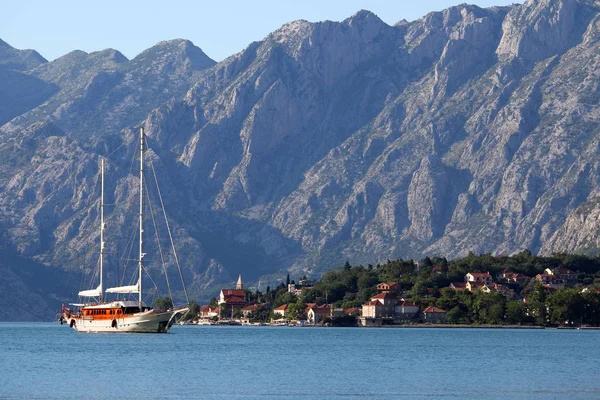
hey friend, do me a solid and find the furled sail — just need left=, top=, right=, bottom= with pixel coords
left=105, top=282, right=140, bottom=294
left=78, top=284, right=102, bottom=297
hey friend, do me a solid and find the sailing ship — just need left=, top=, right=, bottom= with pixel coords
left=61, top=127, right=189, bottom=333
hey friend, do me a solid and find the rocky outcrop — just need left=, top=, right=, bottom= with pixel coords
left=541, top=199, right=600, bottom=255
left=496, top=0, right=594, bottom=62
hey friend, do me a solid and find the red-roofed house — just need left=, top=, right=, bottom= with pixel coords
left=510, top=273, right=531, bottom=285
left=361, top=300, right=385, bottom=318
left=394, top=300, right=419, bottom=321
left=423, top=306, right=447, bottom=323
left=307, top=304, right=331, bottom=324
left=200, top=305, right=219, bottom=319
left=361, top=293, right=398, bottom=319
left=223, top=296, right=246, bottom=305
left=466, top=272, right=493, bottom=286
left=273, top=304, right=288, bottom=319
left=536, top=274, right=564, bottom=289
left=345, top=308, right=361, bottom=317
left=466, top=281, right=491, bottom=293
left=450, top=282, right=467, bottom=291
left=241, top=304, right=261, bottom=318
left=218, top=275, right=247, bottom=309
left=377, top=282, right=400, bottom=294
left=493, top=283, right=514, bottom=300
left=546, top=268, right=578, bottom=282
left=371, top=292, right=399, bottom=306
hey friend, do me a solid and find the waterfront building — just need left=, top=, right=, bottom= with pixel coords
left=306, top=304, right=331, bottom=324
left=200, top=306, right=219, bottom=319
left=423, top=306, right=447, bottom=323
left=241, top=304, right=264, bottom=318
left=218, top=274, right=247, bottom=309
left=273, top=304, right=288, bottom=319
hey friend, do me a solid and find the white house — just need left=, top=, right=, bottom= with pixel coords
left=273, top=304, right=288, bottom=319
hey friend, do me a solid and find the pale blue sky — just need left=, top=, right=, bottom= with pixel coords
left=2, top=0, right=522, bottom=62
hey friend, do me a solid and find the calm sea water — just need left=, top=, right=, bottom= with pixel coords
left=0, top=323, right=599, bottom=400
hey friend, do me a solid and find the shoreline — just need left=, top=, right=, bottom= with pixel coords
left=183, top=322, right=600, bottom=330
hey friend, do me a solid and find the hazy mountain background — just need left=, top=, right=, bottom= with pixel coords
left=2, top=0, right=600, bottom=320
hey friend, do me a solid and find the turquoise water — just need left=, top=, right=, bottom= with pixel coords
left=0, top=323, right=599, bottom=400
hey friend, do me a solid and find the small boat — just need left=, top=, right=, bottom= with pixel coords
left=62, top=127, right=189, bottom=333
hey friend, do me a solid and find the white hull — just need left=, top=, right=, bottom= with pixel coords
left=68, top=310, right=179, bottom=333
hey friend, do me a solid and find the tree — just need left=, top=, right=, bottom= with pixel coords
left=410, top=281, right=428, bottom=298
left=274, top=292, right=298, bottom=308
left=286, top=300, right=307, bottom=321
left=421, top=257, right=433, bottom=268
left=470, top=292, right=505, bottom=324
left=209, top=297, right=218, bottom=307
left=181, top=301, right=200, bottom=322
left=505, top=301, right=529, bottom=325
left=248, top=305, right=271, bottom=323
left=436, top=288, right=459, bottom=311
left=219, top=304, right=231, bottom=320
left=582, top=291, right=600, bottom=325
left=440, top=258, right=449, bottom=275
left=446, top=306, right=466, bottom=324
left=527, top=284, right=548, bottom=325
left=547, top=289, right=583, bottom=326
left=153, top=296, right=173, bottom=312
left=286, top=274, right=290, bottom=286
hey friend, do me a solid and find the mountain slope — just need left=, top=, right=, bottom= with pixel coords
left=0, top=40, right=56, bottom=126
left=1, top=0, right=600, bottom=319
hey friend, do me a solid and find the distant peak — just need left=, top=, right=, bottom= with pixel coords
left=91, top=48, right=128, bottom=63
left=133, top=38, right=215, bottom=70
left=156, top=38, right=193, bottom=47
left=349, top=9, right=378, bottom=20
left=344, top=9, right=385, bottom=26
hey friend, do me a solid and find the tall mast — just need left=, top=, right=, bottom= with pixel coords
left=139, top=127, right=144, bottom=309
left=100, top=158, right=105, bottom=302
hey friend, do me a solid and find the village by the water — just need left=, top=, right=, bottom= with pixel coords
left=188, top=253, right=600, bottom=328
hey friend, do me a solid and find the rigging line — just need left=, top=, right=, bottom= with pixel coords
left=142, top=265, right=159, bottom=296
left=119, top=224, right=138, bottom=285
left=144, top=178, right=175, bottom=305
left=145, top=136, right=190, bottom=305
left=127, top=136, right=137, bottom=180
left=104, top=142, right=126, bottom=160
left=81, top=255, right=100, bottom=297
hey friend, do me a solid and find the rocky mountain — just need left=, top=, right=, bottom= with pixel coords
left=0, top=40, right=55, bottom=126
left=2, top=0, right=600, bottom=319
